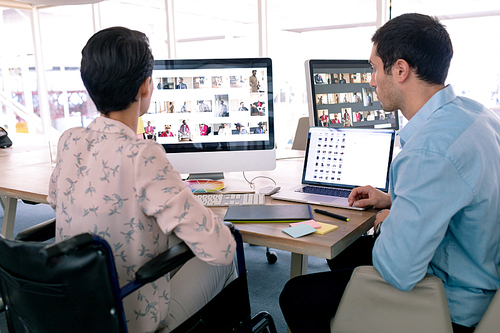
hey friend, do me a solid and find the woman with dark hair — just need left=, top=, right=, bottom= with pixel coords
left=48, top=27, right=236, bottom=333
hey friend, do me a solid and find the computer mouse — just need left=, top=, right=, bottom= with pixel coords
left=259, top=185, right=281, bottom=196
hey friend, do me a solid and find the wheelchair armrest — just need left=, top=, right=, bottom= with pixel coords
left=135, top=242, right=195, bottom=284
left=223, top=221, right=235, bottom=233
left=135, top=223, right=235, bottom=284
left=40, top=233, right=95, bottom=262
left=15, top=218, right=56, bottom=242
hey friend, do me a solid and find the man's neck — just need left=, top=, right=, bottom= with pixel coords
left=402, top=84, right=446, bottom=120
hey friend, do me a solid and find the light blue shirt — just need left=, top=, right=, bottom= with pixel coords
left=373, top=85, right=500, bottom=327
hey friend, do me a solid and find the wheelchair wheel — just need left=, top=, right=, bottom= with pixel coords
left=266, top=249, right=278, bottom=264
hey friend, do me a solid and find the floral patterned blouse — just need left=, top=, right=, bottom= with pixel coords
left=48, top=116, right=235, bottom=333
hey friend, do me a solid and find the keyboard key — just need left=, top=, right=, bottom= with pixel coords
left=194, top=193, right=265, bottom=206
left=299, top=186, right=351, bottom=198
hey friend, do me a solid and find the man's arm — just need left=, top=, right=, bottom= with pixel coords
left=373, top=149, right=473, bottom=291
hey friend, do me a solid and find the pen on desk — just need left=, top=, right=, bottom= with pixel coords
left=314, top=209, right=349, bottom=222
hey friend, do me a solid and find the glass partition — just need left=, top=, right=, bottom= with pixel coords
left=1, top=0, right=499, bottom=147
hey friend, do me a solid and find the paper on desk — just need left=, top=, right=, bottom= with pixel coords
left=282, top=224, right=317, bottom=238
left=314, top=222, right=338, bottom=235
left=289, top=219, right=321, bottom=229
left=289, top=220, right=338, bottom=235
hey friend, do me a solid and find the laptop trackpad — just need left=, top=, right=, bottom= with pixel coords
left=305, top=194, right=345, bottom=204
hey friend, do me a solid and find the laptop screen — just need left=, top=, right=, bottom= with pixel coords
left=302, top=127, right=395, bottom=192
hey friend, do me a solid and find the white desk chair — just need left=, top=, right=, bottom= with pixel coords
left=291, top=117, right=310, bottom=151
left=474, top=284, right=500, bottom=332
left=330, top=265, right=453, bottom=333
left=331, top=265, right=499, bottom=333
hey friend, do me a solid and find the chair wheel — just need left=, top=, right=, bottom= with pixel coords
left=266, top=251, right=278, bottom=264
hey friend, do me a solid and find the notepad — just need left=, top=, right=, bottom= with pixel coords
left=289, top=220, right=338, bottom=235
left=224, top=204, right=313, bottom=222
left=289, top=220, right=321, bottom=229
left=315, top=222, right=338, bottom=235
left=282, top=224, right=317, bottom=238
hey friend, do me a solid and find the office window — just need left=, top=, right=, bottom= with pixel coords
left=391, top=0, right=500, bottom=113
left=98, top=1, right=170, bottom=59
left=173, top=0, right=259, bottom=59
left=37, top=2, right=170, bottom=131
left=267, top=0, right=377, bottom=148
left=38, top=5, right=95, bottom=131
left=4, top=0, right=498, bottom=146
left=0, top=7, right=37, bottom=134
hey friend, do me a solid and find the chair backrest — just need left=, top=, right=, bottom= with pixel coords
left=291, top=117, right=310, bottom=151
left=0, top=233, right=127, bottom=333
left=474, top=288, right=500, bottom=332
left=330, top=266, right=453, bottom=333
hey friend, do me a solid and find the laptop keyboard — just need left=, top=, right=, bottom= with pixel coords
left=297, top=186, right=351, bottom=198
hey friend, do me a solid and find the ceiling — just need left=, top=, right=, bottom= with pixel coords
left=0, top=0, right=101, bottom=8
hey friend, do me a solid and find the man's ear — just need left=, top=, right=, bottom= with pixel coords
left=393, top=59, right=411, bottom=83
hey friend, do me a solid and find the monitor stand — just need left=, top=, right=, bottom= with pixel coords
left=187, top=172, right=224, bottom=180
left=185, top=173, right=255, bottom=193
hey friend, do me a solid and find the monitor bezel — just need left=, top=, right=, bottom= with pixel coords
left=152, top=57, right=275, bottom=154
left=305, top=59, right=399, bottom=130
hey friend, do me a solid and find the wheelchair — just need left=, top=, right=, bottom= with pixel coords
left=0, top=219, right=277, bottom=333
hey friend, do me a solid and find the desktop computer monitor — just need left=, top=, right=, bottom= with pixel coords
left=144, top=58, right=276, bottom=179
left=305, top=59, right=399, bottom=130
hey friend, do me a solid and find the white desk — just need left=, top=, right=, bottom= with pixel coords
left=0, top=147, right=376, bottom=278
left=0, top=146, right=52, bottom=238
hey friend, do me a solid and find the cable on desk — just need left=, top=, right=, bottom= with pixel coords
left=242, top=172, right=277, bottom=190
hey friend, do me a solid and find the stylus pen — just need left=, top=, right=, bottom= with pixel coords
left=314, top=209, right=349, bottom=222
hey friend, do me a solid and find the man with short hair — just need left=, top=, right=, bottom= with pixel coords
left=238, top=101, right=248, bottom=111
left=280, top=13, right=500, bottom=333
left=250, top=70, right=259, bottom=92
left=219, top=100, right=228, bottom=117
left=176, top=77, right=187, bottom=89
left=198, top=100, right=210, bottom=112
left=254, top=122, right=265, bottom=134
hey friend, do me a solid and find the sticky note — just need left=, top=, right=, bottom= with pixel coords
left=282, top=224, right=317, bottom=238
left=289, top=219, right=322, bottom=229
left=314, top=222, right=339, bottom=235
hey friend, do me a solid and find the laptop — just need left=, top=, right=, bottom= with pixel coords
left=271, top=127, right=395, bottom=210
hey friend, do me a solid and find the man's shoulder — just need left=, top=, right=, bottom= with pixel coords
left=407, top=100, right=500, bottom=157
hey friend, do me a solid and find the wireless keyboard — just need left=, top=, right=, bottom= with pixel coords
left=195, top=193, right=265, bottom=206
